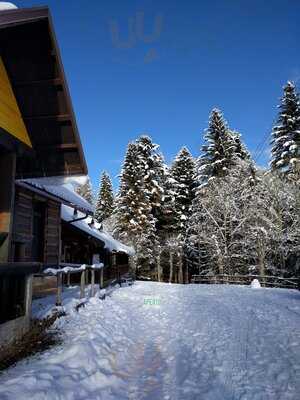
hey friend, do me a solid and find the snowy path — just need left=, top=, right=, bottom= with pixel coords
left=0, top=282, right=300, bottom=400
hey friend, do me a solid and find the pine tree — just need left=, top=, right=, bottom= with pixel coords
left=135, top=135, right=165, bottom=218
left=159, top=167, right=180, bottom=238
left=76, top=176, right=94, bottom=204
left=198, top=109, right=250, bottom=187
left=170, top=147, right=196, bottom=232
left=198, top=109, right=236, bottom=185
left=270, top=81, right=300, bottom=181
left=95, top=171, right=114, bottom=223
left=230, top=130, right=251, bottom=161
left=114, top=142, right=157, bottom=273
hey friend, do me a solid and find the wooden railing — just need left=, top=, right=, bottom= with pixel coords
left=191, top=274, right=299, bottom=289
left=34, top=263, right=133, bottom=306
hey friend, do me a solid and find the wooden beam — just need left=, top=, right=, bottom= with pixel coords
left=14, top=78, right=62, bottom=87
left=37, top=143, right=78, bottom=151
left=23, top=114, right=71, bottom=122
left=0, top=152, right=16, bottom=262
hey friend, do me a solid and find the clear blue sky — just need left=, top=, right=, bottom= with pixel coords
left=13, top=0, right=300, bottom=190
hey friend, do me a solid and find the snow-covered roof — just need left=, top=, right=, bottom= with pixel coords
left=62, top=205, right=135, bottom=256
left=0, top=2, right=17, bottom=11
left=16, top=176, right=94, bottom=214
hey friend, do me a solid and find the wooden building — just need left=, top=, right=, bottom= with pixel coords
left=60, top=205, right=133, bottom=284
left=0, top=5, right=134, bottom=350
left=0, top=6, right=89, bottom=348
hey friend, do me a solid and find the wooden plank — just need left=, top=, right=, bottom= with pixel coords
left=37, top=143, right=78, bottom=151
left=14, top=78, right=62, bottom=87
left=23, top=113, right=71, bottom=121
left=44, top=200, right=60, bottom=265
left=0, top=152, right=16, bottom=262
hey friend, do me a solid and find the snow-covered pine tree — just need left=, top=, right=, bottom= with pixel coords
left=135, top=135, right=165, bottom=219
left=76, top=176, right=94, bottom=204
left=134, top=135, right=172, bottom=277
left=270, top=81, right=300, bottom=181
left=95, top=171, right=114, bottom=223
left=114, top=142, right=157, bottom=273
left=230, top=130, right=251, bottom=161
left=198, top=108, right=236, bottom=185
left=170, top=147, right=196, bottom=232
left=160, top=147, right=196, bottom=283
left=198, top=109, right=251, bottom=187
left=159, top=166, right=180, bottom=237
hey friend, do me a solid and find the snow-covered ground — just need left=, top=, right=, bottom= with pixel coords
left=0, top=282, right=300, bottom=400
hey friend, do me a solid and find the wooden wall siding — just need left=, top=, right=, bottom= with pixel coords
left=13, top=188, right=33, bottom=261
left=15, top=84, right=68, bottom=118
left=12, top=187, right=61, bottom=264
left=24, top=120, right=75, bottom=147
left=0, top=57, right=31, bottom=148
left=44, top=201, right=60, bottom=264
left=0, top=152, right=16, bottom=262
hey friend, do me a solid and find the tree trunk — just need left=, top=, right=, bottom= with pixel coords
left=218, top=255, right=224, bottom=275
left=178, top=250, right=184, bottom=284
left=258, top=239, right=266, bottom=286
left=157, top=252, right=162, bottom=282
left=169, top=251, right=174, bottom=283
left=185, top=262, right=189, bottom=284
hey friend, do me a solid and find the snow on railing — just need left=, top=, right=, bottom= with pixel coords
left=44, top=263, right=104, bottom=276
left=38, top=263, right=133, bottom=307
left=41, top=263, right=106, bottom=306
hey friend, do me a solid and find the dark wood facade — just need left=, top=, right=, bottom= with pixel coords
left=0, top=6, right=87, bottom=178
left=12, top=186, right=61, bottom=265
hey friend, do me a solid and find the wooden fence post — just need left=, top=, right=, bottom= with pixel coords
left=100, top=268, right=104, bottom=289
left=90, top=269, right=95, bottom=297
left=56, top=272, right=62, bottom=306
left=80, top=270, right=85, bottom=299
left=66, top=271, right=71, bottom=287
left=112, top=252, right=118, bottom=282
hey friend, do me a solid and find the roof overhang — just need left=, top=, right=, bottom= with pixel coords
left=16, top=176, right=94, bottom=215
left=62, top=205, right=135, bottom=256
left=0, top=6, right=88, bottom=178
